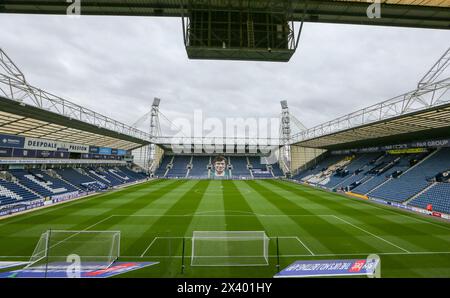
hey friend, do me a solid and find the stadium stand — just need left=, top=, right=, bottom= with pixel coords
left=352, top=154, right=421, bottom=195
left=292, top=148, right=450, bottom=215
left=271, top=163, right=284, bottom=177
left=56, top=168, right=107, bottom=191
left=247, top=156, right=271, bottom=178
left=319, top=153, right=380, bottom=189
left=166, top=156, right=191, bottom=178
left=408, top=183, right=450, bottom=214
left=229, top=156, right=251, bottom=178
left=9, top=169, right=78, bottom=198
left=368, top=148, right=449, bottom=202
left=189, top=156, right=210, bottom=178
left=0, top=165, right=148, bottom=207
left=293, top=154, right=344, bottom=182
left=0, top=179, right=40, bottom=205
left=154, top=155, right=172, bottom=177
left=119, top=167, right=148, bottom=180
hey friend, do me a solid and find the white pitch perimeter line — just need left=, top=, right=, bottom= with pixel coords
left=332, top=215, right=410, bottom=253
left=140, top=237, right=159, bottom=257
left=294, top=236, right=315, bottom=256
left=120, top=251, right=450, bottom=258
left=111, top=214, right=334, bottom=217
left=357, top=199, right=450, bottom=232
left=4, top=251, right=450, bottom=259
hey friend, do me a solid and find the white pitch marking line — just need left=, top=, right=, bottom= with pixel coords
left=5, top=251, right=450, bottom=259
left=111, top=214, right=334, bottom=217
left=332, top=215, right=410, bottom=253
left=294, top=236, right=315, bottom=256
left=120, top=251, right=450, bottom=258
left=140, top=237, right=159, bottom=257
left=45, top=215, right=115, bottom=252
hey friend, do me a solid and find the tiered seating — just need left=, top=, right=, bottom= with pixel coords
left=166, top=156, right=191, bottom=178
left=293, top=154, right=344, bottom=181
left=352, top=155, right=413, bottom=195
left=229, top=156, right=251, bottom=178
left=408, top=183, right=450, bottom=214
left=271, top=163, right=284, bottom=177
left=252, top=170, right=273, bottom=178
left=107, top=168, right=133, bottom=183
left=154, top=155, right=172, bottom=177
left=332, top=153, right=394, bottom=191
left=189, top=156, right=210, bottom=178
left=321, top=153, right=380, bottom=189
left=369, top=148, right=450, bottom=202
left=248, top=156, right=271, bottom=178
left=0, top=166, right=149, bottom=207
left=10, top=169, right=78, bottom=198
left=248, top=156, right=264, bottom=169
left=88, top=168, right=124, bottom=186
left=0, top=179, right=39, bottom=206
left=55, top=168, right=107, bottom=191
left=118, top=167, right=147, bottom=180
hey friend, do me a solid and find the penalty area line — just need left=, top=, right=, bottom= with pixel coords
left=140, top=237, right=159, bottom=257
left=332, top=215, right=410, bottom=253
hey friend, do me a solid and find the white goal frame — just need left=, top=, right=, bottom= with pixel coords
left=190, top=231, right=269, bottom=267
left=26, top=230, right=121, bottom=271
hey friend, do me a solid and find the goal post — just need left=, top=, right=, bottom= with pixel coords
left=191, top=231, right=269, bottom=266
left=26, top=230, right=121, bottom=271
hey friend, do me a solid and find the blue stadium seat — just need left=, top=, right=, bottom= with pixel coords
left=0, top=179, right=40, bottom=206
left=229, top=156, right=251, bottom=178
left=189, top=156, right=210, bottom=178
left=408, top=183, right=450, bottom=214
left=154, top=155, right=172, bottom=177
left=166, top=156, right=191, bottom=178
left=369, top=148, right=450, bottom=202
left=10, top=169, right=78, bottom=198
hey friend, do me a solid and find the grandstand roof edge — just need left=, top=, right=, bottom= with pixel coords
left=0, top=96, right=151, bottom=149
left=292, top=102, right=450, bottom=150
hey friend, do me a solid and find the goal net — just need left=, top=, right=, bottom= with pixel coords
left=26, top=230, right=120, bottom=271
left=191, top=231, right=269, bottom=266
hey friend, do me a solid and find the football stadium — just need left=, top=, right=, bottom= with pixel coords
left=0, top=0, right=449, bottom=282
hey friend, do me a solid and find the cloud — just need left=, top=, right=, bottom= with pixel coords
left=0, top=14, right=449, bottom=138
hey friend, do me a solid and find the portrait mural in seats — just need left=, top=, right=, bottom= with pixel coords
left=212, top=155, right=229, bottom=178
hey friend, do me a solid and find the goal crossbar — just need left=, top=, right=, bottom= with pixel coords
left=191, top=231, right=269, bottom=267
left=26, top=230, right=121, bottom=271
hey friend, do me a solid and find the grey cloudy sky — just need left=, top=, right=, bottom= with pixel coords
left=1, top=14, right=449, bottom=137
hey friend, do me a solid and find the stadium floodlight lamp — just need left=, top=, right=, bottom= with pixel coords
left=152, top=97, right=161, bottom=107
left=280, top=100, right=288, bottom=109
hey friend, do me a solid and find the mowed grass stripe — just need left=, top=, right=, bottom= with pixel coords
left=222, top=181, right=265, bottom=231
left=0, top=179, right=165, bottom=228
left=251, top=180, right=421, bottom=275
left=234, top=183, right=318, bottom=255
left=131, top=180, right=210, bottom=277
left=44, top=180, right=187, bottom=232
left=0, top=180, right=183, bottom=256
left=234, top=181, right=326, bottom=255
left=269, top=180, right=450, bottom=252
left=264, top=180, right=420, bottom=252
left=247, top=180, right=400, bottom=254
left=283, top=180, right=450, bottom=231
left=185, top=180, right=227, bottom=231
left=128, top=180, right=210, bottom=256
left=70, top=179, right=193, bottom=236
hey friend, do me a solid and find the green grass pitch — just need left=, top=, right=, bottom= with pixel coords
left=0, top=179, right=449, bottom=278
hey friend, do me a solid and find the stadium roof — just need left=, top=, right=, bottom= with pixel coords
left=0, top=95, right=150, bottom=150
left=291, top=78, right=450, bottom=150
left=0, top=48, right=151, bottom=151
left=1, top=0, right=449, bottom=30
